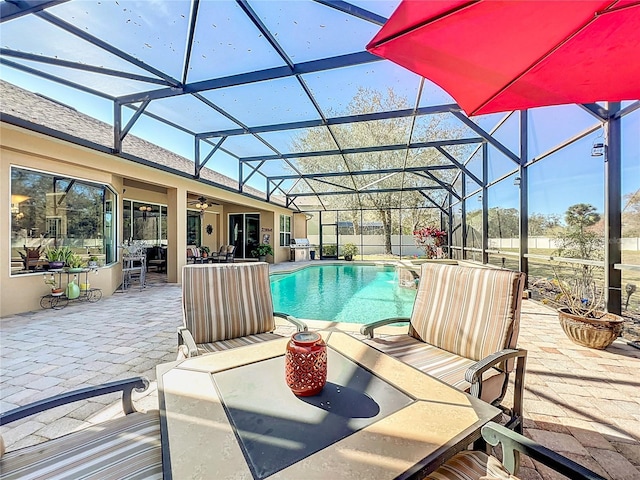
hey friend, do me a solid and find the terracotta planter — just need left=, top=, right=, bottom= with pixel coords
left=557, top=307, right=625, bottom=349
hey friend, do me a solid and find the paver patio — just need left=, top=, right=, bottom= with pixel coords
left=1, top=266, right=639, bottom=479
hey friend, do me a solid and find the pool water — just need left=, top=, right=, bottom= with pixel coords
left=270, top=264, right=416, bottom=324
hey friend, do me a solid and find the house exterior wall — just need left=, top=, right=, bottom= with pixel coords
left=1, top=123, right=298, bottom=317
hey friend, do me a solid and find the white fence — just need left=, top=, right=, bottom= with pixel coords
left=307, top=235, right=640, bottom=256
left=490, top=237, right=640, bottom=251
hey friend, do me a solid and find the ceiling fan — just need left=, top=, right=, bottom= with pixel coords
left=189, top=196, right=217, bottom=213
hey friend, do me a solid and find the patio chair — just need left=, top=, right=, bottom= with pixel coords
left=0, top=377, right=162, bottom=479
left=361, top=263, right=527, bottom=432
left=425, top=421, right=605, bottom=480
left=186, top=245, right=201, bottom=263
left=214, top=244, right=236, bottom=263
left=178, top=262, right=307, bottom=358
left=208, top=244, right=228, bottom=262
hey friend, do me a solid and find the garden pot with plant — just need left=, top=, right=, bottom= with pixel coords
left=550, top=203, right=625, bottom=349
left=66, top=253, right=86, bottom=272
left=44, top=246, right=73, bottom=270
left=252, top=244, right=273, bottom=262
left=342, top=243, right=358, bottom=261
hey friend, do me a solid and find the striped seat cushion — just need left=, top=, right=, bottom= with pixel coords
left=182, top=263, right=275, bottom=343
left=364, top=335, right=504, bottom=402
left=425, top=450, right=517, bottom=480
left=409, top=264, right=524, bottom=367
left=0, top=411, right=162, bottom=479
left=178, top=332, right=283, bottom=359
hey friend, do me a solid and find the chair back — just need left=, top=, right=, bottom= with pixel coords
left=409, top=263, right=525, bottom=370
left=182, top=262, right=275, bottom=343
left=186, top=245, right=200, bottom=258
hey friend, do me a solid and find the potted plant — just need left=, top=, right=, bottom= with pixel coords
left=342, top=243, right=358, bottom=261
left=43, top=274, right=63, bottom=296
left=88, top=255, right=99, bottom=267
left=554, top=266, right=625, bottom=349
left=252, top=243, right=273, bottom=262
left=44, top=246, right=72, bottom=269
left=551, top=203, right=625, bottom=349
left=66, top=254, right=85, bottom=272
left=200, top=246, right=210, bottom=258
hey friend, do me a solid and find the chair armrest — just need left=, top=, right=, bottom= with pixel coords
left=360, top=317, right=410, bottom=338
left=274, top=312, right=308, bottom=332
left=482, top=422, right=605, bottom=480
left=466, top=349, right=527, bottom=432
left=177, top=326, right=199, bottom=357
left=465, top=348, right=527, bottom=385
left=0, top=377, right=149, bottom=426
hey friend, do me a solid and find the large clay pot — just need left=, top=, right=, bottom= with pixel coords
left=558, top=307, right=625, bottom=349
left=285, top=332, right=327, bottom=396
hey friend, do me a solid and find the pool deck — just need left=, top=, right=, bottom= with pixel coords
left=1, top=262, right=639, bottom=479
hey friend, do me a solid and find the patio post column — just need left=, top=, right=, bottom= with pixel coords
left=482, top=143, right=488, bottom=264
left=167, top=187, right=187, bottom=283
left=461, top=173, right=467, bottom=260
left=605, top=102, right=622, bottom=314
left=519, top=110, right=529, bottom=283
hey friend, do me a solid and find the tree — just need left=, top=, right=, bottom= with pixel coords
left=622, top=189, right=640, bottom=236
left=556, top=203, right=604, bottom=261
left=487, top=207, right=519, bottom=239
left=528, top=212, right=561, bottom=236
left=290, top=87, right=466, bottom=254
left=565, top=203, right=600, bottom=233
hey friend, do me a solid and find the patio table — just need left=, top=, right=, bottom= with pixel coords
left=156, top=331, right=500, bottom=479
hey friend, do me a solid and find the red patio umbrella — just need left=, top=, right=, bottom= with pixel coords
left=367, top=0, right=640, bottom=116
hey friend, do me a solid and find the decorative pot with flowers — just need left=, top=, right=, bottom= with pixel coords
left=413, top=227, right=447, bottom=259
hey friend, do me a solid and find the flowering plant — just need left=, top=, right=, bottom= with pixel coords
left=413, top=227, right=447, bottom=259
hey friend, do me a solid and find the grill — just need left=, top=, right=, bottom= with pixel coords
left=289, top=238, right=312, bottom=261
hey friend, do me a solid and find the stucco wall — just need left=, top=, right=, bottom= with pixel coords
left=1, top=123, right=298, bottom=317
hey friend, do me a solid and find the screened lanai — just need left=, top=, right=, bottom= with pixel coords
left=1, top=0, right=639, bottom=321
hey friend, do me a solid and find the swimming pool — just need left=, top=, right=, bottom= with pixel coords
left=270, top=264, right=416, bottom=324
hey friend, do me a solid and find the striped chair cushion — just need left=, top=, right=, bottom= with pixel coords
left=187, top=246, right=201, bottom=258
left=425, top=450, right=517, bottom=480
left=178, top=332, right=283, bottom=359
left=363, top=335, right=503, bottom=401
left=409, top=264, right=524, bottom=364
left=0, top=411, right=162, bottom=479
left=182, top=263, right=275, bottom=343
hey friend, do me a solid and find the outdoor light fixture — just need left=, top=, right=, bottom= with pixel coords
left=139, top=205, right=152, bottom=220
left=591, top=140, right=606, bottom=157
left=513, top=176, right=521, bottom=186
left=195, top=196, right=209, bottom=213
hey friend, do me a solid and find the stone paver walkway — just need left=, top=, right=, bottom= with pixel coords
left=1, top=270, right=639, bottom=479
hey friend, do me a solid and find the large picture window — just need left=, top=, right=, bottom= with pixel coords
left=10, top=166, right=116, bottom=274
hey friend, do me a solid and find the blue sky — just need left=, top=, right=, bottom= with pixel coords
left=1, top=0, right=638, bottom=217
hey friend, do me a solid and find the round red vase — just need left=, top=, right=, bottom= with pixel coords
left=285, top=332, right=327, bottom=396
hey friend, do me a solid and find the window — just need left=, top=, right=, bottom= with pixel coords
left=123, top=200, right=167, bottom=245
left=10, top=166, right=117, bottom=274
left=280, top=215, right=291, bottom=246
